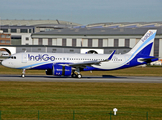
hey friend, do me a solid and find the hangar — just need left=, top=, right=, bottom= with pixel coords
left=31, top=27, right=162, bottom=58
left=0, top=20, right=162, bottom=59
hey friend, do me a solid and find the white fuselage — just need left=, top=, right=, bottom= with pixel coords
left=2, top=52, right=128, bottom=70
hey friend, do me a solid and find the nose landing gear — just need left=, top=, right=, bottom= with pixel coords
left=21, top=69, right=26, bottom=78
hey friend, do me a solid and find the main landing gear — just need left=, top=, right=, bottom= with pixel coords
left=21, top=69, right=26, bottom=78
left=71, top=73, right=82, bottom=78
left=71, top=68, right=82, bottom=78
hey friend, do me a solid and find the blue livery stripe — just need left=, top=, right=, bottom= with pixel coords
left=17, top=61, right=52, bottom=69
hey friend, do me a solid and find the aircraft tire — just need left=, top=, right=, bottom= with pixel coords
left=77, top=74, right=82, bottom=79
left=71, top=74, right=77, bottom=78
left=21, top=74, right=25, bottom=78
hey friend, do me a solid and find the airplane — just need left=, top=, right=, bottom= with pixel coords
left=2, top=30, right=158, bottom=78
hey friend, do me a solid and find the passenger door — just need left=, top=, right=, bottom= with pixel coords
left=22, top=53, right=27, bottom=63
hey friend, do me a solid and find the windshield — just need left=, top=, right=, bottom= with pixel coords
left=8, top=56, right=16, bottom=59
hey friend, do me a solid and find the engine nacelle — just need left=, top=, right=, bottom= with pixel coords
left=46, top=65, right=72, bottom=76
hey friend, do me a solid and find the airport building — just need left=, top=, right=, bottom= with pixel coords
left=0, top=19, right=80, bottom=45
left=31, top=27, right=162, bottom=57
left=0, top=32, right=11, bottom=45
left=0, top=20, right=162, bottom=59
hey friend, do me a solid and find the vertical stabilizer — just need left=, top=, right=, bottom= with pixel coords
left=127, top=30, right=157, bottom=56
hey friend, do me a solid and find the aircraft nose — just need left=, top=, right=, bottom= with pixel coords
left=2, top=60, right=10, bottom=67
left=2, top=59, right=14, bottom=68
left=1, top=60, right=6, bottom=66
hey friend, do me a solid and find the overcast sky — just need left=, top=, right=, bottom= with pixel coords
left=0, top=0, right=162, bottom=25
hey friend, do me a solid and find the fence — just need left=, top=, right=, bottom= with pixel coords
left=0, top=110, right=162, bottom=120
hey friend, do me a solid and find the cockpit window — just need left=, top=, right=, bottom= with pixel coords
left=8, top=56, right=16, bottom=59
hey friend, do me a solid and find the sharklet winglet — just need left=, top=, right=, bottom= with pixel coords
left=108, top=50, right=116, bottom=61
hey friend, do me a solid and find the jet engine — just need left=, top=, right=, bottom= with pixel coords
left=46, top=65, right=72, bottom=76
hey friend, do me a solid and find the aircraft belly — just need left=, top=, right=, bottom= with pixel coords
left=92, top=62, right=122, bottom=70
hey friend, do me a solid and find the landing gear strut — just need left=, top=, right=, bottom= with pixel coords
left=21, top=69, right=26, bottom=78
left=71, top=68, right=82, bottom=78
left=71, top=70, right=77, bottom=78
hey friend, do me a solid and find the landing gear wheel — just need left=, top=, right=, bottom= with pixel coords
left=71, top=74, right=77, bottom=78
left=21, top=69, right=26, bottom=78
left=21, top=74, right=25, bottom=78
left=77, top=74, right=82, bottom=79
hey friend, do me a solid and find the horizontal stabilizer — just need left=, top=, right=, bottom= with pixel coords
left=141, top=57, right=159, bottom=63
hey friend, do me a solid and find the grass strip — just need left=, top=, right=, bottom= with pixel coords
left=0, top=82, right=162, bottom=119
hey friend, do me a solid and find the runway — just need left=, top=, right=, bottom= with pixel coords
left=0, top=74, right=162, bottom=83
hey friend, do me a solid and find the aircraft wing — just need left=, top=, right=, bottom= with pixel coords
left=68, top=50, right=116, bottom=68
